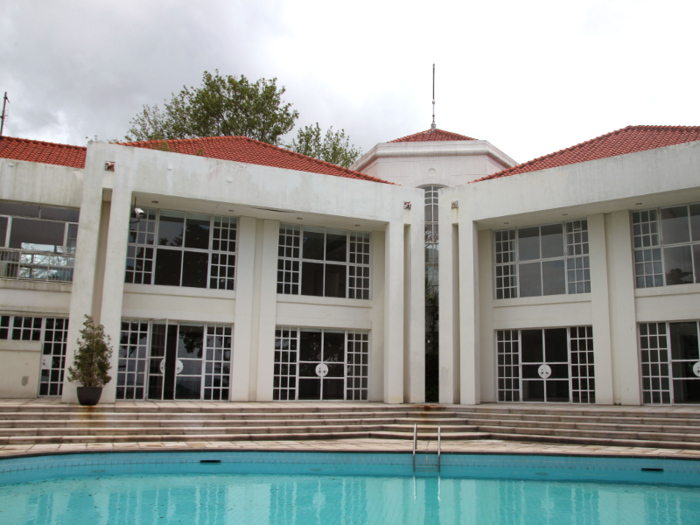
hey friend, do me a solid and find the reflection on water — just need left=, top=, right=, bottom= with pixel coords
left=1, top=473, right=700, bottom=525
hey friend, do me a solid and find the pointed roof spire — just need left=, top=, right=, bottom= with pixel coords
left=431, top=64, right=436, bottom=129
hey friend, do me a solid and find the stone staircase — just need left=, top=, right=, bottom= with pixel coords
left=1, top=401, right=699, bottom=450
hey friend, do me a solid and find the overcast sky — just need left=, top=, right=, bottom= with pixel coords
left=1, top=0, right=699, bottom=164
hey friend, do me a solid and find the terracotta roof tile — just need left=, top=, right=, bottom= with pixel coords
left=0, top=136, right=86, bottom=168
left=390, top=128, right=477, bottom=143
left=475, top=125, right=700, bottom=182
left=121, top=136, right=392, bottom=184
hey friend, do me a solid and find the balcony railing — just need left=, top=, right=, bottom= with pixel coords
left=0, top=247, right=75, bottom=283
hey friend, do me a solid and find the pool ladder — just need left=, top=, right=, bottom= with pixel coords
left=412, top=424, right=441, bottom=473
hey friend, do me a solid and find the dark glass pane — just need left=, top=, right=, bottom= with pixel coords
left=663, top=246, right=693, bottom=285
left=542, top=260, right=565, bottom=296
left=519, top=262, right=542, bottom=297
left=41, top=207, right=79, bottom=222
left=541, top=224, right=564, bottom=258
left=546, top=380, right=570, bottom=402
left=158, top=211, right=184, bottom=246
left=184, top=214, right=210, bottom=249
left=0, top=217, right=7, bottom=246
left=660, top=206, right=690, bottom=244
left=175, top=377, right=201, bottom=399
left=299, top=363, right=317, bottom=377
left=545, top=328, right=569, bottom=362
left=177, top=324, right=204, bottom=358
left=147, top=375, right=162, bottom=400
left=690, top=204, right=700, bottom=241
left=522, top=380, right=545, bottom=402
left=672, top=380, right=700, bottom=403
left=669, top=322, right=699, bottom=360
left=0, top=202, right=40, bottom=218
left=695, top=245, right=700, bottom=284
left=521, top=330, right=543, bottom=362
left=154, top=249, right=181, bottom=286
left=323, top=379, right=344, bottom=400
left=326, top=230, right=347, bottom=262
left=298, top=378, right=321, bottom=399
left=9, top=218, right=64, bottom=251
left=324, top=331, right=345, bottom=362
left=301, top=262, right=324, bottom=296
left=300, top=330, right=322, bottom=361
left=326, top=364, right=344, bottom=378
left=325, top=264, right=346, bottom=298
left=182, top=251, right=208, bottom=288
left=522, top=365, right=541, bottom=379
left=303, top=227, right=325, bottom=260
left=518, top=227, right=540, bottom=261
left=180, top=360, right=202, bottom=375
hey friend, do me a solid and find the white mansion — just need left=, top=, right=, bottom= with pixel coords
left=0, top=125, right=699, bottom=406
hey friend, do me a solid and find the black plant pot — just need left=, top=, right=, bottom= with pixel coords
left=77, top=387, right=103, bottom=406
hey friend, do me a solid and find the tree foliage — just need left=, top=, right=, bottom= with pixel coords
left=67, top=316, right=113, bottom=388
left=287, top=123, right=362, bottom=168
left=125, top=71, right=299, bottom=145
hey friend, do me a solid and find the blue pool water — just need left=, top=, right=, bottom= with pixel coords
left=1, top=451, right=699, bottom=524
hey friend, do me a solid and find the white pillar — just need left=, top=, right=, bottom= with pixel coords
left=608, top=210, right=641, bottom=404
left=369, top=230, right=385, bottom=402
left=405, top=210, right=425, bottom=403
left=477, top=230, right=496, bottom=402
left=438, top=201, right=458, bottom=404
left=62, top=150, right=105, bottom=403
left=459, top=217, right=480, bottom=405
left=587, top=213, right=614, bottom=404
left=96, top=180, right=133, bottom=403
left=254, top=219, right=280, bottom=401
left=383, top=220, right=404, bottom=403
left=230, top=216, right=257, bottom=401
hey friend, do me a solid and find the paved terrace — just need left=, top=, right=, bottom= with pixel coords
left=1, top=399, right=699, bottom=460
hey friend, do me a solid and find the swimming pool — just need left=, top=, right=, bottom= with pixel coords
left=1, top=451, right=699, bottom=524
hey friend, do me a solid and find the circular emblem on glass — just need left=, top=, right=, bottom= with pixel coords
left=538, top=364, right=552, bottom=379
left=315, top=363, right=329, bottom=378
left=159, top=359, right=166, bottom=374
left=175, top=359, right=184, bottom=375
left=693, top=362, right=700, bottom=378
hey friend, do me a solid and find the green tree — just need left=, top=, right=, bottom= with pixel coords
left=67, top=316, right=113, bottom=388
left=125, top=71, right=299, bottom=145
left=287, top=123, right=362, bottom=168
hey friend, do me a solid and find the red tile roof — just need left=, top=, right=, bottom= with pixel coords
left=475, top=125, right=700, bottom=182
left=121, top=136, right=392, bottom=184
left=390, top=128, right=477, bottom=143
left=0, top=136, right=86, bottom=168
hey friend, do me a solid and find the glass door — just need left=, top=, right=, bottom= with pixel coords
left=521, top=328, right=570, bottom=402
left=175, top=323, right=205, bottom=400
left=298, top=329, right=345, bottom=400
left=147, top=320, right=167, bottom=400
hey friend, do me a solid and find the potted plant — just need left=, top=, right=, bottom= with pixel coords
left=67, top=315, right=113, bottom=406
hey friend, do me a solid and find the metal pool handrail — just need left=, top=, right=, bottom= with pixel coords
left=437, top=425, right=441, bottom=473
left=412, top=424, right=417, bottom=472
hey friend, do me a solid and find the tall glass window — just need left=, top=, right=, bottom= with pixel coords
left=125, top=209, right=237, bottom=290
left=633, top=203, right=700, bottom=288
left=277, top=225, right=370, bottom=299
left=495, top=220, right=590, bottom=299
left=0, top=201, right=78, bottom=282
left=422, top=185, right=443, bottom=294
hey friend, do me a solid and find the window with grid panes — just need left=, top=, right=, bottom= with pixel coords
left=125, top=209, right=237, bottom=290
left=494, top=220, right=590, bottom=299
left=346, top=332, right=369, bottom=400
left=273, top=328, right=298, bottom=400
left=277, top=224, right=370, bottom=299
left=204, top=324, right=232, bottom=400
left=40, top=318, right=69, bottom=396
left=117, top=321, right=149, bottom=400
left=421, top=185, right=444, bottom=294
left=632, top=204, right=700, bottom=288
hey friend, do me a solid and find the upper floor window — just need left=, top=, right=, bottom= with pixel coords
left=633, top=204, right=700, bottom=288
left=125, top=209, right=237, bottom=290
left=0, top=201, right=79, bottom=282
left=277, top=224, right=370, bottom=299
left=494, top=220, right=590, bottom=299
left=421, top=185, right=444, bottom=295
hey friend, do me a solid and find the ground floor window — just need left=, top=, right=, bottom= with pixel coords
left=117, top=320, right=233, bottom=401
left=639, top=321, right=700, bottom=404
left=0, top=314, right=69, bottom=396
left=273, top=327, right=369, bottom=401
left=497, top=327, right=595, bottom=403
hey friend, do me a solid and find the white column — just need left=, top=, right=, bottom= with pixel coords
left=438, top=201, right=458, bottom=404
left=254, top=219, right=280, bottom=401
left=369, top=230, right=385, bottom=402
left=608, top=210, right=641, bottom=404
left=96, top=180, right=133, bottom=403
left=458, top=217, right=480, bottom=405
left=477, top=230, right=496, bottom=402
left=230, top=216, right=257, bottom=401
left=587, top=213, right=614, bottom=404
left=61, top=152, right=105, bottom=403
left=383, top=220, right=404, bottom=403
left=405, top=211, right=425, bottom=403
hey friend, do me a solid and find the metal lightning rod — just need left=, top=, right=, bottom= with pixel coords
left=431, top=65, right=436, bottom=129
left=0, top=93, right=8, bottom=138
